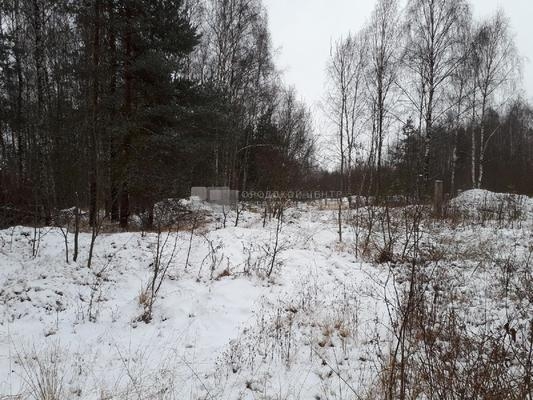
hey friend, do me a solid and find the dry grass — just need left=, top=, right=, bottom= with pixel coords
left=15, top=345, right=65, bottom=400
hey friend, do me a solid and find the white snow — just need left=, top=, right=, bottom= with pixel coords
left=1, top=194, right=531, bottom=398
left=449, top=188, right=533, bottom=218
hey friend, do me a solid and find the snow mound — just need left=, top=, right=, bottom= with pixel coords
left=449, top=189, right=533, bottom=218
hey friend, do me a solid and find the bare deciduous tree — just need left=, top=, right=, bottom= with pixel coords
left=449, top=13, right=474, bottom=195
left=471, top=11, right=519, bottom=188
left=325, top=33, right=365, bottom=195
left=325, top=32, right=366, bottom=241
left=365, top=0, right=401, bottom=196
left=404, top=0, right=470, bottom=189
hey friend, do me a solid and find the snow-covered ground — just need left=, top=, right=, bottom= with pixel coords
left=449, top=188, right=533, bottom=220
left=1, top=191, right=532, bottom=399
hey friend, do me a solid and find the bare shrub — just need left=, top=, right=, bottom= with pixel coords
left=138, top=205, right=181, bottom=323
left=15, top=344, right=65, bottom=400
left=352, top=202, right=427, bottom=265
left=198, top=233, right=224, bottom=280
left=266, top=200, right=285, bottom=278
left=375, top=244, right=533, bottom=400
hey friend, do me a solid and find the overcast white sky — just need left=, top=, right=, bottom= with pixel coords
left=264, top=0, right=533, bottom=115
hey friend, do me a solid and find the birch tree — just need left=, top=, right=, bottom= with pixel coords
left=405, top=0, right=469, bottom=188
left=325, top=33, right=365, bottom=196
left=365, top=0, right=401, bottom=196
left=449, top=12, right=473, bottom=195
left=471, top=11, right=518, bottom=188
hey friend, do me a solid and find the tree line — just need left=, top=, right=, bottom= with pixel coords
left=324, top=0, right=532, bottom=199
left=0, top=0, right=315, bottom=228
left=1, top=0, right=531, bottom=230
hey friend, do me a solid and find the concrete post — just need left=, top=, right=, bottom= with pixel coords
left=434, top=180, right=444, bottom=217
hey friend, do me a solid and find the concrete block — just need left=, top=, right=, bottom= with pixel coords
left=191, top=186, right=207, bottom=201
left=208, top=187, right=230, bottom=205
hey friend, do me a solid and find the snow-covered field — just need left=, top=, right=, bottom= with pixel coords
left=1, top=191, right=532, bottom=399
